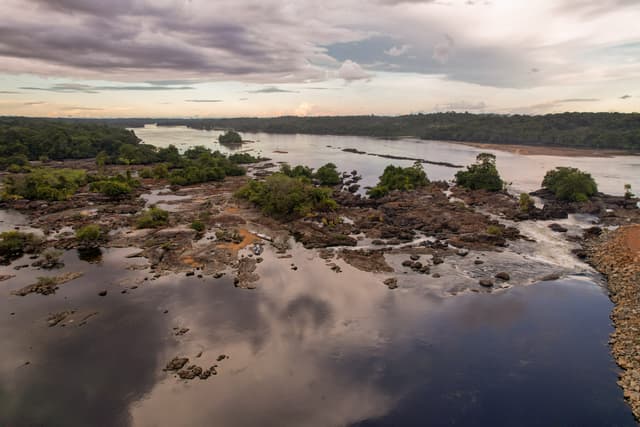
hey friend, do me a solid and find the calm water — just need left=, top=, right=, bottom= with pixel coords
left=134, top=125, right=640, bottom=196
left=1, top=128, right=638, bottom=426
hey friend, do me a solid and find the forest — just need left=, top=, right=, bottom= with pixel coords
left=75, top=112, right=640, bottom=151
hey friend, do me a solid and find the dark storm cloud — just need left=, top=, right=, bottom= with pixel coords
left=20, top=83, right=194, bottom=93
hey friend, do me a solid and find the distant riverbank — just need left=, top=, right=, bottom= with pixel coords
left=452, top=141, right=637, bottom=158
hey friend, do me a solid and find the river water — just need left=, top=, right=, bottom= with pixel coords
left=0, top=127, right=638, bottom=426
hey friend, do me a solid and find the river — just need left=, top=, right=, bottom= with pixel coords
left=0, top=127, right=638, bottom=426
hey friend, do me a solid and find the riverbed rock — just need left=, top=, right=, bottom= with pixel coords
left=383, top=278, right=398, bottom=289
left=495, top=272, right=510, bottom=281
left=164, top=357, right=189, bottom=371
left=479, top=279, right=494, bottom=287
left=548, top=223, right=568, bottom=233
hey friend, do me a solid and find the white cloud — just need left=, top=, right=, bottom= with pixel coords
left=337, top=60, right=372, bottom=82
left=384, top=44, right=411, bottom=56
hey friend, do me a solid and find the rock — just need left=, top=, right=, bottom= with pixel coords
left=572, top=248, right=588, bottom=259
left=456, top=248, right=469, bottom=257
left=432, top=273, right=441, bottom=278
left=541, top=273, right=561, bottom=281
left=474, top=260, right=484, bottom=265
left=383, top=278, right=398, bottom=289
left=432, top=256, right=444, bottom=265
left=98, top=290, right=107, bottom=296
left=217, top=354, right=227, bottom=361
left=164, top=357, right=189, bottom=371
left=173, top=327, right=189, bottom=336
left=410, top=255, right=420, bottom=261
left=479, top=279, right=494, bottom=287
left=549, top=223, right=568, bottom=233
left=495, top=272, right=510, bottom=281
left=178, top=365, right=203, bottom=380
left=186, top=271, right=195, bottom=276
left=402, top=260, right=414, bottom=267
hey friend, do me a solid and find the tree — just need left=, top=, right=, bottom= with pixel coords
left=542, top=167, right=598, bottom=202
left=624, top=183, right=634, bottom=199
left=367, top=162, right=429, bottom=198
left=315, top=163, right=341, bottom=186
left=455, top=153, right=504, bottom=191
left=218, top=130, right=242, bottom=145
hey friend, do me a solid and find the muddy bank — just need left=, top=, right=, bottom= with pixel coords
left=587, top=225, right=640, bottom=420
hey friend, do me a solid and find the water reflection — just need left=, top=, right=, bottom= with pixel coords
left=133, top=126, right=639, bottom=196
left=0, top=244, right=634, bottom=426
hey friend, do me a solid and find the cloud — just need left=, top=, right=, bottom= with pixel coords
left=432, top=34, right=455, bottom=64
left=20, top=83, right=194, bottom=93
left=620, top=94, right=632, bottom=99
left=61, top=106, right=104, bottom=110
left=385, top=44, right=411, bottom=56
left=294, top=102, right=314, bottom=116
left=23, top=101, right=45, bottom=105
left=0, top=90, right=21, bottom=94
left=555, top=98, right=599, bottom=103
left=248, top=86, right=298, bottom=93
left=337, top=60, right=372, bottom=82
left=185, top=99, right=223, bottom=103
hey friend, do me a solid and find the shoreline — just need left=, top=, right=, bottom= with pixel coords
left=450, top=141, right=637, bottom=158
left=587, top=225, right=640, bottom=420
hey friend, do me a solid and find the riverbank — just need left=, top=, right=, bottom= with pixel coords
left=453, top=141, right=635, bottom=157
left=588, top=225, right=640, bottom=420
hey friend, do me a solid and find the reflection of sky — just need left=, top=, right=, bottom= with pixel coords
left=135, top=126, right=640, bottom=196
left=0, top=241, right=635, bottom=426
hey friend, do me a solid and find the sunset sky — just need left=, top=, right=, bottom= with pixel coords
left=0, top=0, right=638, bottom=117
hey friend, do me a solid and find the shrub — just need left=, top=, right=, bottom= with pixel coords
left=152, top=163, right=169, bottom=178
left=486, top=225, right=503, bottom=236
left=139, top=167, right=154, bottom=179
left=218, top=130, right=242, bottom=145
left=136, top=207, right=169, bottom=228
left=281, top=164, right=314, bottom=179
left=367, top=162, right=429, bottom=198
left=542, top=167, right=598, bottom=202
left=455, top=153, right=504, bottom=191
left=228, top=153, right=260, bottom=164
left=0, top=231, right=42, bottom=260
left=191, top=220, right=205, bottom=232
left=76, top=224, right=103, bottom=247
left=624, top=184, right=634, bottom=200
left=90, top=180, right=132, bottom=198
left=3, top=168, right=86, bottom=201
left=315, top=163, right=341, bottom=186
left=519, top=193, right=534, bottom=212
left=236, top=173, right=337, bottom=219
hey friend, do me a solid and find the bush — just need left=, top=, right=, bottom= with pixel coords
left=228, top=153, right=260, bottom=164
left=455, top=153, right=504, bottom=191
left=136, top=207, right=169, bottom=228
left=315, top=163, right=341, bottom=186
left=519, top=193, right=534, bottom=212
left=75, top=224, right=103, bottom=247
left=168, top=148, right=246, bottom=186
left=486, top=225, right=503, bottom=236
left=0, top=231, right=42, bottom=260
left=624, top=184, right=634, bottom=200
left=191, top=220, right=205, bottom=232
left=367, top=162, right=429, bottom=198
left=2, top=168, right=86, bottom=201
left=218, top=130, right=242, bottom=145
left=236, top=173, right=337, bottom=219
left=281, top=164, right=314, bottom=179
left=90, top=180, right=132, bottom=198
left=152, top=163, right=169, bottom=178
left=542, top=167, right=598, bottom=202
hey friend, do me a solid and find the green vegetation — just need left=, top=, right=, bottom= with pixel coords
left=90, top=179, right=133, bottom=198
left=228, top=153, right=261, bottom=164
left=519, top=193, right=535, bottom=212
left=315, top=163, right=341, bottom=186
left=2, top=168, right=86, bottom=201
left=218, top=130, right=242, bottom=145
left=236, top=173, right=337, bottom=219
left=139, top=163, right=169, bottom=179
left=168, top=146, right=245, bottom=186
left=367, top=162, right=429, bottom=198
left=281, top=164, right=314, bottom=179
left=191, top=220, right=205, bottom=232
left=75, top=224, right=103, bottom=247
left=0, top=231, right=42, bottom=260
left=136, top=207, right=170, bottom=229
left=0, top=117, right=153, bottom=168
left=625, top=184, right=634, bottom=200
left=486, top=225, right=503, bottom=236
left=455, top=153, right=504, bottom=191
left=542, top=167, right=598, bottom=202
left=95, top=113, right=640, bottom=151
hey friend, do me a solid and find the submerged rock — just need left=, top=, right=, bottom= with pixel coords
left=383, top=278, right=398, bottom=289
left=164, top=357, right=189, bottom=371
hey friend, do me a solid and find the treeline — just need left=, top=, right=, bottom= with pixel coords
left=73, top=112, right=640, bottom=151
left=0, top=117, right=146, bottom=166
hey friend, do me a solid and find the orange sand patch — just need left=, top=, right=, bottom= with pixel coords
left=217, top=228, right=260, bottom=253
left=180, top=255, right=204, bottom=268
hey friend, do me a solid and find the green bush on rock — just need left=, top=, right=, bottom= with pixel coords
left=542, top=167, right=598, bottom=202
left=0, top=231, right=42, bottom=260
left=455, top=153, right=504, bottom=191
left=75, top=225, right=103, bottom=247
left=367, top=162, right=428, bottom=198
left=236, top=173, right=337, bottom=219
left=136, top=207, right=170, bottom=229
left=2, top=168, right=86, bottom=201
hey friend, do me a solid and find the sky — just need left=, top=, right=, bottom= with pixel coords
left=0, top=0, right=639, bottom=118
